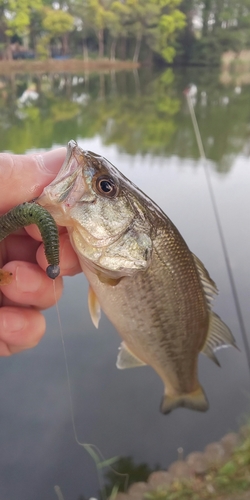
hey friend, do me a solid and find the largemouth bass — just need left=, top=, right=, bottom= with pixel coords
left=38, top=140, right=236, bottom=414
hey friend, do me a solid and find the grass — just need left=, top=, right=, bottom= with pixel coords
left=144, top=427, right=250, bottom=500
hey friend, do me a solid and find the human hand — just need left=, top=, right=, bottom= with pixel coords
left=0, top=149, right=81, bottom=356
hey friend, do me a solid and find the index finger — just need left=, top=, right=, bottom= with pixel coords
left=0, top=148, right=66, bottom=212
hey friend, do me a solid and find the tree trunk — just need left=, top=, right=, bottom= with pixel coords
left=4, top=38, right=13, bottom=60
left=83, top=40, right=89, bottom=62
left=29, top=25, right=36, bottom=51
left=202, top=0, right=212, bottom=36
left=120, top=37, right=126, bottom=60
left=110, top=38, right=117, bottom=61
left=98, top=28, right=104, bottom=58
left=62, top=33, right=69, bottom=55
left=133, top=34, right=142, bottom=63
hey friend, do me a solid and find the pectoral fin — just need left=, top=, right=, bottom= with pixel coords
left=88, top=286, right=101, bottom=328
left=97, top=271, right=121, bottom=286
left=116, top=342, right=146, bottom=369
left=202, top=312, right=237, bottom=365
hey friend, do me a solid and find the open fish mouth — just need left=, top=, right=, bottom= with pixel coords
left=53, top=140, right=84, bottom=183
left=38, top=141, right=90, bottom=210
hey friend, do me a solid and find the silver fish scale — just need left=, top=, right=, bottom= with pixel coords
left=88, top=220, right=209, bottom=395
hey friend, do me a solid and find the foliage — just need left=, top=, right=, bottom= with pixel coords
left=36, top=7, right=74, bottom=57
left=1, top=66, right=250, bottom=168
left=0, top=0, right=43, bottom=59
left=127, top=0, right=186, bottom=62
left=146, top=428, right=250, bottom=500
left=178, top=0, right=250, bottom=65
left=81, top=0, right=115, bottom=57
left=101, top=456, right=157, bottom=496
left=42, top=8, right=74, bottom=36
left=0, top=0, right=42, bottom=38
left=0, top=0, right=186, bottom=63
left=1, top=1, right=250, bottom=64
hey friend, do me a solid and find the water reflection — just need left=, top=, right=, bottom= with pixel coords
left=1, top=68, right=250, bottom=168
left=0, top=69, right=250, bottom=500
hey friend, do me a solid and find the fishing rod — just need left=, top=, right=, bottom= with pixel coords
left=185, top=86, right=250, bottom=373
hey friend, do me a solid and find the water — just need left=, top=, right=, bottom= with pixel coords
left=0, top=67, right=249, bottom=499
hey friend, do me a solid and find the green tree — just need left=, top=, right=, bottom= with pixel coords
left=37, top=7, right=74, bottom=58
left=153, top=2, right=186, bottom=63
left=68, top=0, right=92, bottom=61
left=107, top=1, right=131, bottom=61
left=124, top=0, right=186, bottom=63
left=174, top=0, right=250, bottom=65
left=83, top=0, right=116, bottom=58
left=201, top=0, right=250, bottom=55
left=71, top=0, right=125, bottom=61
left=174, top=0, right=198, bottom=63
left=0, top=0, right=42, bottom=59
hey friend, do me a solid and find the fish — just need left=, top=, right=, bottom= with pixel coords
left=38, top=140, right=237, bottom=414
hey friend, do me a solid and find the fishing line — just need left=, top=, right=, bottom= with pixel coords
left=54, top=485, right=65, bottom=500
left=52, top=280, right=128, bottom=498
left=52, top=281, right=106, bottom=497
left=185, top=90, right=250, bottom=373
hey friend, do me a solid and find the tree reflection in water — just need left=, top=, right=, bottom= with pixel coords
left=0, top=67, right=249, bottom=172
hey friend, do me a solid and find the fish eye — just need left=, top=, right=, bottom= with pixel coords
left=95, top=176, right=118, bottom=197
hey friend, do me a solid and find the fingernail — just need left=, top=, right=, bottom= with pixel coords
left=2, top=311, right=26, bottom=332
left=16, top=265, right=42, bottom=292
left=35, top=148, right=66, bottom=175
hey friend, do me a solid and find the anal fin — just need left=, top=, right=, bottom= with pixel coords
left=116, top=342, right=146, bottom=369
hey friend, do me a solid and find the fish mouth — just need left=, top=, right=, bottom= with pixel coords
left=38, top=140, right=91, bottom=210
left=56, top=140, right=84, bottom=181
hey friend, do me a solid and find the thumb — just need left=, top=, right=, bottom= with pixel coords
left=0, top=147, right=66, bottom=211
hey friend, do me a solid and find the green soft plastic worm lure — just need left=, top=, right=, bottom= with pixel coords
left=0, top=202, right=60, bottom=279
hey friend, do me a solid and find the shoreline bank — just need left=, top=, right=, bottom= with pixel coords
left=0, top=58, right=140, bottom=75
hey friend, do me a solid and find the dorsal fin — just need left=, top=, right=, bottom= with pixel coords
left=116, top=342, right=146, bottom=369
left=192, top=253, right=218, bottom=308
left=202, top=312, right=237, bottom=365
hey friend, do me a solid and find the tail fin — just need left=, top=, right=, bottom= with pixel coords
left=161, top=386, right=209, bottom=415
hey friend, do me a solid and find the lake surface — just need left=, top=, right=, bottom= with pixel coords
left=0, top=67, right=249, bottom=500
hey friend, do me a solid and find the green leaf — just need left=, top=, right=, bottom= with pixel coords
left=97, top=456, right=119, bottom=469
